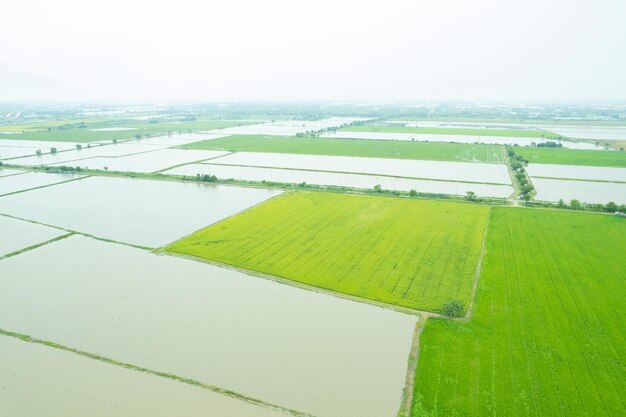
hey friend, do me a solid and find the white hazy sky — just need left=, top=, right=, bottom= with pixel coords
left=1, top=0, right=625, bottom=102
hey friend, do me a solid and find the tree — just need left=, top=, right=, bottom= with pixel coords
left=465, top=191, right=477, bottom=201
left=520, top=184, right=534, bottom=194
left=112, top=139, right=118, bottom=144
left=570, top=199, right=581, bottom=210
left=373, top=184, right=382, bottom=192
left=520, top=193, right=532, bottom=203
left=442, top=300, right=464, bottom=317
left=75, top=144, right=82, bottom=150
left=409, top=189, right=418, bottom=197
left=50, top=147, right=57, bottom=154
left=605, top=202, right=618, bottom=212
left=35, top=149, right=42, bottom=156
left=557, top=199, right=565, bottom=208
left=135, top=134, right=141, bottom=140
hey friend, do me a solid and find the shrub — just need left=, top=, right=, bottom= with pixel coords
left=442, top=300, right=464, bottom=317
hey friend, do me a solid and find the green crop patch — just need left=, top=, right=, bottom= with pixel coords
left=166, top=191, right=490, bottom=312
left=342, top=125, right=561, bottom=139
left=412, top=207, right=626, bottom=416
left=516, top=147, right=626, bottom=168
left=182, top=134, right=505, bottom=163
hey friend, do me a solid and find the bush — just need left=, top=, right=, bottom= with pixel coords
left=409, top=189, right=418, bottom=197
left=442, top=300, right=464, bottom=317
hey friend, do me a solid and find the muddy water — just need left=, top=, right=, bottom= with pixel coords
left=527, top=163, right=626, bottom=182
left=0, top=335, right=288, bottom=417
left=0, top=176, right=282, bottom=247
left=0, top=235, right=418, bottom=417
left=532, top=177, right=626, bottom=204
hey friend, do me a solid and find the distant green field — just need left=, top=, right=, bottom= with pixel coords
left=516, top=147, right=626, bottom=167
left=167, top=191, right=490, bottom=312
left=412, top=208, right=626, bottom=416
left=0, top=120, right=249, bottom=143
left=343, top=125, right=562, bottom=139
left=183, top=134, right=505, bottom=163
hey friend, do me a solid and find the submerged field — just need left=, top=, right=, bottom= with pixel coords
left=167, top=191, right=490, bottom=312
left=342, top=125, right=562, bottom=139
left=516, top=147, right=626, bottom=167
left=183, top=134, right=505, bottom=163
left=412, top=208, right=626, bottom=416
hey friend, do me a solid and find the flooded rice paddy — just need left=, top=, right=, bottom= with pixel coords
left=212, top=117, right=366, bottom=136
left=206, top=152, right=512, bottom=184
left=0, top=336, right=288, bottom=417
left=532, top=177, right=626, bottom=204
left=8, top=143, right=166, bottom=166
left=0, top=215, right=65, bottom=257
left=527, top=163, right=626, bottom=182
left=49, top=148, right=229, bottom=173
left=321, top=131, right=602, bottom=150
left=166, top=163, right=514, bottom=198
left=546, top=126, right=626, bottom=141
left=0, top=172, right=81, bottom=196
left=122, top=133, right=231, bottom=147
left=0, top=235, right=417, bottom=417
left=0, top=176, right=281, bottom=247
left=0, top=168, right=26, bottom=177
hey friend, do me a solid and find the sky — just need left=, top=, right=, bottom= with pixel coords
left=1, top=0, right=625, bottom=103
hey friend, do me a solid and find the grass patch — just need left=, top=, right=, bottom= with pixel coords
left=515, top=147, right=626, bottom=168
left=343, top=125, right=562, bottom=139
left=182, top=134, right=505, bottom=163
left=166, top=191, right=489, bottom=312
left=412, top=207, right=626, bottom=416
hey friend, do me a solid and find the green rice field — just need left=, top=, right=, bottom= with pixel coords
left=166, top=191, right=490, bottom=312
left=412, top=207, right=626, bottom=416
left=343, top=125, right=562, bottom=139
left=515, top=147, right=626, bottom=167
left=182, top=134, right=505, bottom=163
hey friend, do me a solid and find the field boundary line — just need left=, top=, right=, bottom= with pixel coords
left=397, top=315, right=434, bottom=417
left=160, top=190, right=290, bottom=249
left=530, top=175, right=626, bottom=184
left=161, top=250, right=435, bottom=318
left=0, top=233, right=74, bottom=261
left=462, top=207, right=491, bottom=321
left=0, top=329, right=317, bottom=417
